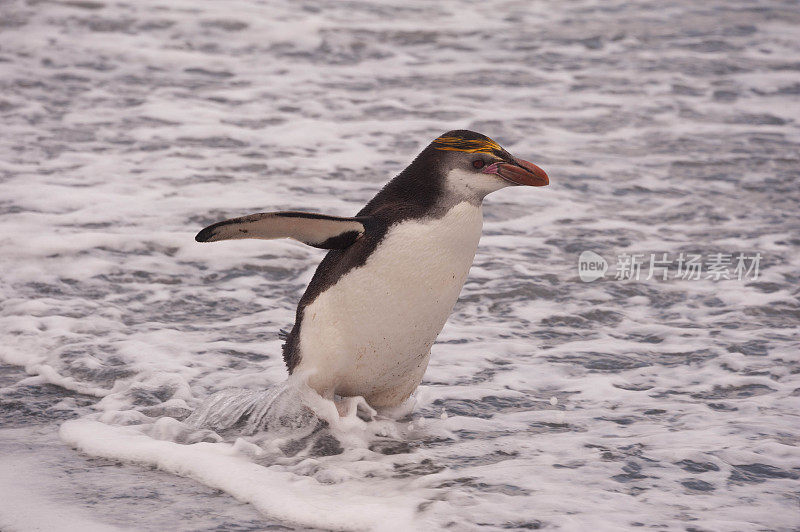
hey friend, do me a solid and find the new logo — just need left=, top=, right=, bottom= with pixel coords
left=578, top=251, right=608, bottom=282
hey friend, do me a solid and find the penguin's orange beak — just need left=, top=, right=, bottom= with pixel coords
left=490, top=158, right=549, bottom=187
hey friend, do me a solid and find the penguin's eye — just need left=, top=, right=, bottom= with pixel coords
left=472, top=159, right=485, bottom=169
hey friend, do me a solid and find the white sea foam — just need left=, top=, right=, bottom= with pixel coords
left=59, top=418, right=420, bottom=531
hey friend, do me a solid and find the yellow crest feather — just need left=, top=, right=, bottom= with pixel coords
left=432, top=135, right=503, bottom=153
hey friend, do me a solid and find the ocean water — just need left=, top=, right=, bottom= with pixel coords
left=1, top=0, right=799, bottom=530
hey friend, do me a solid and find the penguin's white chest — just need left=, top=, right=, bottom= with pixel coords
left=296, top=201, right=483, bottom=407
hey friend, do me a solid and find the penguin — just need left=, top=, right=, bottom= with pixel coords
left=196, top=130, right=549, bottom=408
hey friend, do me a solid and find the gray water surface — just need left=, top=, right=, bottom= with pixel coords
left=1, top=0, right=799, bottom=530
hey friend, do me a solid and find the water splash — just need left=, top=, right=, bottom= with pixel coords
left=186, top=381, right=317, bottom=436
left=183, top=376, right=405, bottom=457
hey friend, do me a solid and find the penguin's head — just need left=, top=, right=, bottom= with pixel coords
left=427, top=130, right=549, bottom=201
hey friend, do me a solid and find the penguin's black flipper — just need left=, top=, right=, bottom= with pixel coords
left=195, top=211, right=367, bottom=249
